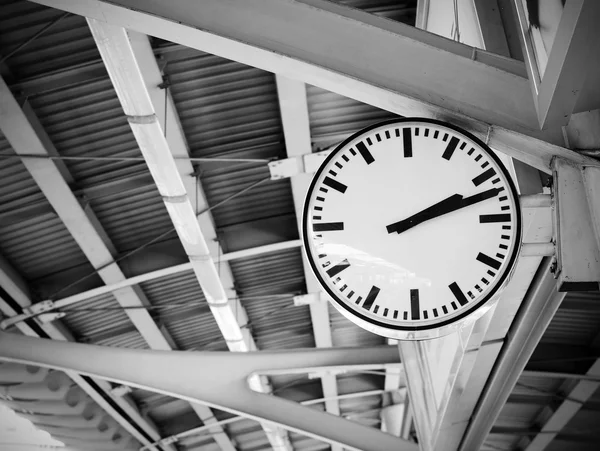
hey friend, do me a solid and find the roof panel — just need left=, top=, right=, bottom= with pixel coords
left=139, top=270, right=227, bottom=351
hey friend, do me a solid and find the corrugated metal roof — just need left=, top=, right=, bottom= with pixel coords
left=307, top=85, right=399, bottom=149
left=0, top=209, right=91, bottom=282
left=541, top=300, right=600, bottom=347
left=202, top=164, right=295, bottom=229
left=139, top=270, right=227, bottom=351
left=28, top=76, right=146, bottom=187
left=229, top=248, right=313, bottom=350
left=0, top=2, right=97, bottom=80
left=60, top=292, right=148, bottom=348
left=329, top=303, right=386, bottom=348
left=334, top=0, right=417, bottom=22
left=159, top=44, right=284, bottom=159
left=0, top=135, right=46, bottom=211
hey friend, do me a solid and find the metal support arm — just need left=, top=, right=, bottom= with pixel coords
left=0, top=332, right=418, bottom=451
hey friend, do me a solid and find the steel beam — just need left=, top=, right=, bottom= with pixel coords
left=535, top=0, right=600, bottom=128
left=0, top=332, right=418, bottom=451
left=31, top=0, right=600, bottom=174
left=458, top=258, right=566, bottom=451
left=275, top=75, right=342, bottom=451
left=0, top=73, right=231, bottom=451
left=0, top=255, right=170, bottom=451
left=89, top=22, right=291, bottom=450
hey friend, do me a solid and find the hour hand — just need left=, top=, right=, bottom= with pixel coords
left=386, top=194, right=462, bottom=234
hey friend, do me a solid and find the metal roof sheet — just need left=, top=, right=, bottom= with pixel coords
left=139, top=270, right=227, bottom=351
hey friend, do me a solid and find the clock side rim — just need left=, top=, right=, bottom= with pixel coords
left=301, top=117, right=523, bottom=335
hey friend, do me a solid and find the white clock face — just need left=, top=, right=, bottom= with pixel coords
left=302, top=119, right=521, bottom=339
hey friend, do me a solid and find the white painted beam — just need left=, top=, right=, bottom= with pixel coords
left=0, top=74, right=232, bottom=451
left=535, top=0, right=600, bottom=128
left=0, top=255, right=170, bottom=451
left=32, top=0, right=600, bottom=166
left=89, top=22, right=291, bottom=451
left=275, top=75, right=342, bottom=450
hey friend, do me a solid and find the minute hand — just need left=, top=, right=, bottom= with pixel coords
left=386, top=188, right=500, bottom=234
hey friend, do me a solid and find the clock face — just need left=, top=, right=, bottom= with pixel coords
left=302, top=119, right=521, bottom=339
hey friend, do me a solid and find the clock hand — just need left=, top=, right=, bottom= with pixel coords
left=386, top=188, right=501, bottom=234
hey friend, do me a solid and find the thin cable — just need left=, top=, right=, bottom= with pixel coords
left=453, top=0, right=461, bottom=42
left=515, top=381, right=585, bottom=405
left=0, top=12, right=70, bottom=65
left=0, top=153, right=270, bottom=163
left=47, top=177, right=271, bottom=300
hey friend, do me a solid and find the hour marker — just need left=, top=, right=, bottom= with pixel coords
left=451, top=302, right=458, bottom=310
left=403, top=128, right=412, bottom=157
left=403, top=311, right=408, bottom=320
left=442, top=305, right=448, bottom=314
left=468, top=147, right=475, bottom=155
left=376, top=133, right=382, bottom=142
left=348, top=290, right=354, bottom=298
left=492, top=178, right=501, bottom=184
left=475, top=285, right=482, bottom=292
left=362, top=285, right=381, bottom=311
left=328, top=170, right=337, bottom=176
left=318, top=254, right=327, bottom=259
left=449, top=282, right=468, bottom=306
left=383, top=308, right=389, bottom=317
left=335, top=162, right=343, bottom=169
left=415, top=128, right=420, bottom=136
left=499, top=244, right=508, bottom=250
left=499, top=196, right=507, bottom=201
left=496, top=253, right=505, bottom=259
left=350, top=148, right=356, bottom=156
left=340, top=284, right=347, bottom=292
left=373, top=305, right=380, bottom=314
left=468, top=291, right=474, bottom=299
left=342, top=155, right=349, bottom=162
left=395, top=128, right=400, bottom=137
left=481, top=161, right=489, bottom=168
left=355, top=296, right=362, bottom=305
left=477, top=252, right=501, bottom=270
left=443, top=133, right=449, bottom=141
left=487, top=270, right=496, bottom=277
left=314, top=206, right=322, bottom=211
left=366, top=137, right=373, bottom=146
left=475, top=154, right=482, bottom=162
left=424, top=128, right=430, bottom=137
left=326, top=259, right=350, bottom=278
left=479, top=213, right=511, bottom=223
left=323, top=176, right=347, bottom=193
left=410, top=289, right=420, bottom=320
left=316, top=196, right=325, bottom=202
left=313, top=215, right=321, bottom=220
left=442, top=136, right=460, bottom=160
left=482, top=278, right=489, bottom=285
left=501, top=235, right=510, bottom=240
left=472, top=168, right=496, bottom=186
left=502, top=225, right=511, bottom=230
left=385, top=130, right=390, bottom=139
left=319, top=188, right=328, bottom=193
left=501, top=205, right=510, bottom=211
left=423, top=311, right=428, bottom=319
left=434, top=130, right=439, bottom=139
left=313, top=222, right=344, bottom=232
left=433, top=308, right=438, bottom=317
left=393, top=310, right=398, bottom=319
left=356, top=141, right=375, bottom=165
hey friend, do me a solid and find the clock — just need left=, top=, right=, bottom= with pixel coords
left=302, top=118, right=521, bottom=340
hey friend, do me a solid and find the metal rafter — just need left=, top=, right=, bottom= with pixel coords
left=0, top=73, right=232, bottom=451
left=0, top=255, right=171, bottom=451
left=274, top=75, right=343, bottom=451
left=87, top=21, right=292, bottom=451
left=31, top=0, right=600, bottom=174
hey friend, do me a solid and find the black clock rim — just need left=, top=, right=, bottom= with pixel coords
left=301, top=117, right=523, bottom=333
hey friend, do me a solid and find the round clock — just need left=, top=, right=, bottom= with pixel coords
left=302, top=118, right=522, bottom=340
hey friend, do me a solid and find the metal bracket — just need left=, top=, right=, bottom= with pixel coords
left=552, top=158, right=600, bottom=291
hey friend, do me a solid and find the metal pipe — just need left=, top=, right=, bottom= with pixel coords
left=520, top=194, right=552, bottom=208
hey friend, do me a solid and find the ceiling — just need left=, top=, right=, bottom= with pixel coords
left=0, top=1, right=599, bottom=451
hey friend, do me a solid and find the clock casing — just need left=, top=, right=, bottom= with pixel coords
left=302, top=118, right=522, bottom=340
